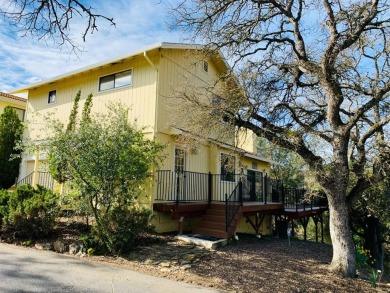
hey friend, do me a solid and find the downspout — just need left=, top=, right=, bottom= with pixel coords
left=143, top=51, right=158, bottom=133
left=144, top=51, right=159, bottom=209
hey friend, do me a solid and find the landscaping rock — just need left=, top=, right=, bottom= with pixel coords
left=53, top=241, right=65, bottom=253
left=35, top=243, right=52, bottom=250
left=69, top=243, right=79, bottom=255
left=180, top=264, right=192, bottom=270
left=159, top=261, right=171, bottom=267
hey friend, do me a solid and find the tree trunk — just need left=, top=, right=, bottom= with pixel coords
left=328, top=196, right=356, bottom=277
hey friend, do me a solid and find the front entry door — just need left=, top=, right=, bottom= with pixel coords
left=174, top=147, right=187, bottom=201
left=246, top=170, right=263, bottom=201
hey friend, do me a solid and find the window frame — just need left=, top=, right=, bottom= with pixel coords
left=48, top=90, right=56, bottom=104
left=220, top=153, right=236, bottom=182
left=203, top=60, right=209, bottom=73
left=98, top=69, right=133, bottom=92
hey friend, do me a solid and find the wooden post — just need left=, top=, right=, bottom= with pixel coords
left=239, top=179, right=243, bottom=205
left=300, top=216, right=309, bottom=241
left=32, top=146, right=40, bottom=188
left=291, top=219, right=295, bottom=237
left=178, top=216, right=184, bottom=235
left=208, top=172, right=212, bottom=204
left=313, top=215, right=319, bottom=243
left=320, top=213, right=324, bottom=243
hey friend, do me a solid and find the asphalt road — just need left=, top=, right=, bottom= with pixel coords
left=0, top=243, right=221, bottom=293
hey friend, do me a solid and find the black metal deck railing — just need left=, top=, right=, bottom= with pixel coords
left=156, top=170, right=271, bottom=203
left=225, top=180, right=243, bottom=232
left=155, top=170, right=328, bottom=211
left=283, top=187, right=328, bottom=211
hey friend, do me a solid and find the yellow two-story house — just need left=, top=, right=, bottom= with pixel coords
left=12, top=43, right=284, bottom=239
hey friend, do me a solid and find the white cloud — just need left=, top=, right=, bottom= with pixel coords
left=0, top=0, right=184, bottom=92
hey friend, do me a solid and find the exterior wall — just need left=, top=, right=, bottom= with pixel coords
left=152, top=211, right=201, bottom=233
left=239, top=156, right=271, bottom=175
left=25, top=52, right=159, bottom=141
left=236, top=129, right=257, bottom=154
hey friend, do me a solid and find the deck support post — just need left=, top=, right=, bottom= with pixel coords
left=312, top=215, right=320, bottom=242
left=299, top=216, right=309, bottom=241
left=291, top=219, right=295, bottom=237
left=178, top=216, right=184, bottom=235
left=208, top=172, right=212, bottom=205
left=320, top=213, right=324, bottom=243
left=245, top=213, right=265, bottom=235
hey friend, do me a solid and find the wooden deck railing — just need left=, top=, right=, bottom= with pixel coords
left=16, top=171, right=55, bottom=190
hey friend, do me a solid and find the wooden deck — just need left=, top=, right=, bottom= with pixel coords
left=153, top=200, right=328, bottom=240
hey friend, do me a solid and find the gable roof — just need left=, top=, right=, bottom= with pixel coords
left=11, top=42, right=229, bottom=94
left=0, top=92, right=27, bottom=103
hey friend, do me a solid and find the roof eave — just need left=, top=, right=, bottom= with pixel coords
left=11, top=42, right=218, bottom=93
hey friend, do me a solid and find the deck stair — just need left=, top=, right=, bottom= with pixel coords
left=192, top=203, right=242, bottom=239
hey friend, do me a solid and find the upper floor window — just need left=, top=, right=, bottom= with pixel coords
left=221, top=153, right=235, bottom=182
left=203, top=60, right=209, bottom=72
left=99, top=69, right=132, bottom=92
left=48, top=90, right=56, bottom=104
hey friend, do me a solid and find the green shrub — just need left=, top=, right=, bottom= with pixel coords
left=5, top=184, right=59, bottom=239
left=82, top=206, right=153, bottom=255
left=0, top=189, right=10, bottom=224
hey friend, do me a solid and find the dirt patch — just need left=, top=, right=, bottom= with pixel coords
left=84, top=235, right=389, bottom=292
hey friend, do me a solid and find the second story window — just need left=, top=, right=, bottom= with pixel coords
left=48, top=90, right=56, bottom=104
left=203, top=60, right=209, bottom=72
left=221, top=153, right=235, bottom=182
left=99, top=69, right=132, bottom=91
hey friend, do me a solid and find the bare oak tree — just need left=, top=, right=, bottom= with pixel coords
left=0, top=0, right=115, bottom=49
left=172, top=0, right=390, bottom=277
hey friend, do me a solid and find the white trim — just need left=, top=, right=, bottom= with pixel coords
left=11, top=42, right=223, bottom=93
left=173, top=144, right=189, bottom=172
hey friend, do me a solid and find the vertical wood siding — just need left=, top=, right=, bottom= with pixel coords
left=26, top=54, right=158, bottom=140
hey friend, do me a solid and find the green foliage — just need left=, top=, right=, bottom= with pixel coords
left=369, top=269, right=381, bottom=288
left=66, top=90, right=81, bottom=132
left=4, top=184, right=59, bottom=239
left=355, top=245, right=371, bottom=268
left=22, top=240, right=34, bottom=246
left=257, top=138, right=305, bottom=188
left=46, top=93, right=165, bottom=254
left=0, top=106, right=24, bottom=189
left=98, top=206, right=153, bottom=255
left=350, top=180, right=390, bottom=271
left=0, top=189, right=11, bottom=224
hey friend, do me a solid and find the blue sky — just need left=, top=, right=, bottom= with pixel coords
left=0, top=0, right=183, bottom=93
